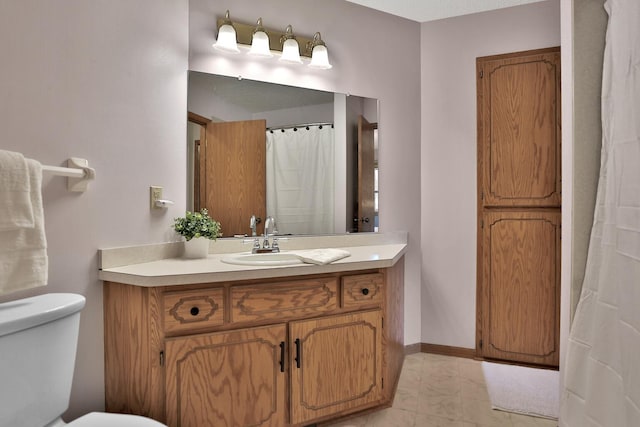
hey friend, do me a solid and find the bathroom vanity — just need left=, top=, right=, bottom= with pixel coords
left=98, top=235, right=406, bottom=427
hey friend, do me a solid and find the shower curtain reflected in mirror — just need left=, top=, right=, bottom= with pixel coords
left=266, top=125, right=335, bottom=235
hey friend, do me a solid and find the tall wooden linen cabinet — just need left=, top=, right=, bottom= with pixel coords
left=476, top=47, right=561, bottom=367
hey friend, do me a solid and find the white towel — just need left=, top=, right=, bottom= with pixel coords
left=291, top=248, right=350, bottom=265
left=0, top=158, right=48, bottom=295
left=0, top=150, right=34, bottom=230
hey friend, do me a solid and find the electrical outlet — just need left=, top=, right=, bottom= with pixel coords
left=150, top=186, right=163, bottom=209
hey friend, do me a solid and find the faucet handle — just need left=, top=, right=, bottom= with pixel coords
left=242, top=237, right=260, bottom=245
left=249, top=215, right=262, bottom=237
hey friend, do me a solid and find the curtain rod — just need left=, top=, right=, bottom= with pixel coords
left=267, top=122, right=334, bottom=132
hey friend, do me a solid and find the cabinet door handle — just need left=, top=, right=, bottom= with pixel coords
left=294, top=338, right=301, bottom=369
left=279, top=341, right=285, bottom=373
left=361, top=288, right=369, bottom=296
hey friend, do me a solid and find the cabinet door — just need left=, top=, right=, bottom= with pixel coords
left=204, top=119, right=267, bottom=236
left=289, top=310, right=383, bottom=425
left=480, top=210, right=560, bottom=366
left=478, top=49, right=561, bottom=208
left=165, top=324, right=287, bottom=427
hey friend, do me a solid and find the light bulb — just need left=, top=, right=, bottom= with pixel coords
left=248, top=30, right=272, bottom=57
left=279, top=25, right=302, bottom=64
left=280, top=38, right=302, bottom=64
left=213, top=11, right=239, bottom=53
left=309, top=44, right=332, bottom=69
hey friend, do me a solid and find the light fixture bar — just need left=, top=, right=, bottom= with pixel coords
left=216, top=17, right=317, bottom=58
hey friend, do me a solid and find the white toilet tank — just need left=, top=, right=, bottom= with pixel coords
left=0, top=293, right=86, bottom=427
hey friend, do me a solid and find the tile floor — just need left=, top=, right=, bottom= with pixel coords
left=325, top=352, right=558, bottom=427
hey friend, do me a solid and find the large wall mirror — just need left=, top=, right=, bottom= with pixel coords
left=187, top=71, right=378, bottom=237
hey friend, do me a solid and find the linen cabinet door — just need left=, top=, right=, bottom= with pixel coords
left=289, top=309, right=383, bottom=425
left=478, top=49, right=561, bottom=208
left=480, top=210, right=560, bottom=366
left=165, top=324, right=287, bottom=427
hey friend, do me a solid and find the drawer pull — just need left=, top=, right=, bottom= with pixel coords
left=163, top=289, right=225, bottom=333
left=361, top=288, right=369, bottom=296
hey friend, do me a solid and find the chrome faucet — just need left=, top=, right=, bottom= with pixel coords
left=264, top=216, right=275, bottom=246
left=252, top=216, right=279, bottom=253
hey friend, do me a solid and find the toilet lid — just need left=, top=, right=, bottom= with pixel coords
left=68, top=412, right=167, bottom=427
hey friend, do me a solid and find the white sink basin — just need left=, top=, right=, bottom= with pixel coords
left=221, top=252, right=304, bottom=266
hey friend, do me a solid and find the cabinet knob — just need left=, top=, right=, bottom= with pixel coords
left=361, top=288, right=369, bottom=296
left=190, top=306, right=200, bottom=316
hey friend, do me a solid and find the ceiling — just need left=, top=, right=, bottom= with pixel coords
left=344, top=0, right=547, bottom=23
left=190, top=72, right=334, bottom=114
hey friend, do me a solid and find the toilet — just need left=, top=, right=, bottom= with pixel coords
left=0, top=293, right=165, bottom=427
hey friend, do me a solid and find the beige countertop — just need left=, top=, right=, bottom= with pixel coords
left=98, top=233, right=407, bottom=287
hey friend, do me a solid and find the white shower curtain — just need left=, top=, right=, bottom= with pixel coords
left=266, top=125, right=335, bottom=235
left=560, top=1, right=640, bottom=426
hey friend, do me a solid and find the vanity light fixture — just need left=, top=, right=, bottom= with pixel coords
left=279, top=25, right=302, bottom=64
left=248, top=18, right=273, bottom=57
left=213, top=11, right=332, bottom=69
left=213, top=10, right=240, bottom=53
left=308, top=32, right=332, bottom=69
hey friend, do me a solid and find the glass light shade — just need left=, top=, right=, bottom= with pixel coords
left=213, top=24, right=239, bottom=53
left=248, top=31, right=272, bottom=57
left=309, top=44, right=332, bottom=69
left=279, top=38, right=302, bottom=64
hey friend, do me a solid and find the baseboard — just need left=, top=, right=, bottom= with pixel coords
left=420, top=343, right=477, bottom=360
left=404, top=343, right=421, bottom=355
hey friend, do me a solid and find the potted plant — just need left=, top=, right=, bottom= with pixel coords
left=172, top=209, right=222, bottom=258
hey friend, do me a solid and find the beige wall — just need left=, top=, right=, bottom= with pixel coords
left=0, top=0, right=189, bottom=419
left=420, top=0, right=562, bottom=348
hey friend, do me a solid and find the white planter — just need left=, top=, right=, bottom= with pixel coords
left=183, top=238, right=210, bottom=259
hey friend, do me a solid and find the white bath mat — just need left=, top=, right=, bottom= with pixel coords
left=482, top=361, right=559, bottom=419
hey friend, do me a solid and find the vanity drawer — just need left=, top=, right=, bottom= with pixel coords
left=231, top=278, right=338, bottom=323
left=163, top=288, right=225, bottom=334
left=342, top=273, right=384, bottom=309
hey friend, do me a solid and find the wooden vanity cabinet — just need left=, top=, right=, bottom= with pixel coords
left=103, top=258, right=404, bottom=427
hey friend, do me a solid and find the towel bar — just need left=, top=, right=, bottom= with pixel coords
left=41, top=164, right=85, bottom=178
